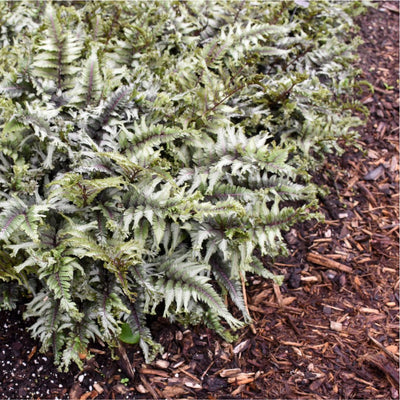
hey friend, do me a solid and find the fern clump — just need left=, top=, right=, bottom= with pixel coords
left=0, top=0, right=367, bottom=370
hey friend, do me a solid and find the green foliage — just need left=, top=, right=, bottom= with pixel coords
left=119, top=323, right=141, bottom=345
left=0, top=0, right=367, bottom=370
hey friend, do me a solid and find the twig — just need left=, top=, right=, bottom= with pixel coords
left=368, top=334, right=400, bottom=363
left=200, top=361, right=215, bottom=380
left=139, top=374, right=160, bottom=400
left=273, top=283, right=283, bottom=307
left=139, top=368, right=169, bottom=378
left=306, top=252, right=353, bottom=273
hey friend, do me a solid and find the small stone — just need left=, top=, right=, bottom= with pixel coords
left=326, top=270, right=337, bottom=280
left=324, top=229, right=332, bottom=238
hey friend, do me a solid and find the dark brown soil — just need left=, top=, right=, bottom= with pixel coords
left=1, top=2, right=399, bottom=399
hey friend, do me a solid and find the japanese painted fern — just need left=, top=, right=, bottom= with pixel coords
left=0, top=0, right=367, bottom=370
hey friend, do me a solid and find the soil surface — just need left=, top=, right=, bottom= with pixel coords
left=0, top=2, right=399, bottom=399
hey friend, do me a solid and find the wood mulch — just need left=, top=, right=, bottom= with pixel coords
left=0, top=2, right=398, bottom=399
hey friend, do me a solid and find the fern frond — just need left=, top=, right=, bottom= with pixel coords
left=0, top=77, right=27, bottom=98
left=32, top=5, right=82, bottom=90
left=48, top=173, right=124, bottom=208
left=86, top=86, right=132, bottom=139
left=25, top=292, right=72, bottom=365
left=248, top=257, right=284, bottom=285
left=0, top=196, right=47, bottom=242
left=127, top=118, right=189, bottom=152
left=244, top=173, right=312, bottom=202
left=61, top=307, right=102, bottom=371
left=210, top=255, right=251, bottom=323
left=124, top=295, right=163, bottom=363
left=0, top=281, right=24, bottom=310
left=156, top=255, right=244, bottom=329
left=202, top=183, right=256, bottom=203
left=70, top=49, right=103, bottom=107
left=0, top=249, right=27, bottom=285
left=63, top=225, right=144, bottom=299
left=98, top=151, right=175, bottom=186
left=38, top=253, right=83, bottom=320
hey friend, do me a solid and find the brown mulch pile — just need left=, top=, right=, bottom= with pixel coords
left=0, top=2, right=398, bottom=399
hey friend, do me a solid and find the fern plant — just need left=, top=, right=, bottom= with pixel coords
left=0, top=0, right=369, bottom=370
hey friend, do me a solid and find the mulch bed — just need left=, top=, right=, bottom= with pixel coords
left=0, top=2, right=398, bottom=399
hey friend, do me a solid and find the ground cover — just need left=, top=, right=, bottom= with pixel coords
left=0, top=2, right=398, bottom=399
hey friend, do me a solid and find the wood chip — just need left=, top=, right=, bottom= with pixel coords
left=300, top=276, right=319, bottom=283
left=88, top=348, right=106, bottom=355
left=135, top=384, right=148, bottom=394
left=363, top=164, right=385, bottom=181
left=231, top=384, right=246, bottom=396
left=78, top=392, right=93, bottom=400
left=177, top=367, right=202, bottom=383
left=27, top=345, right=37, bottom=362
left=117, top=343, right=135, bottom=380
left=69, top=383, right=83, bottom=400
left=233, top=339, right=250, bottom=354
left=219, top=368, right=242, bottom=378
left=360, top=307, right=380, bottom=314
left=111, top=384, right=129, bottom=395
left=282, top=296, right=297, bottom=306
left=368, top=334, right=400, bottom=363
left=140, top=374, right=160, bottom=399
left=273, top=283, right=283, bottom=306
left=306, top=253, right=353, bottom=273
left=161, top=386, right=187, bottom=398
left=184, top=379, right=202, bottom=389
left=155, top=359, right=170, bottom=369
left=330, top=321, right=343, bottom=332
left=227, top=372, right=255, bottom=383
left=362, top=353, right=400, bottom=387
left=382, top=3, right=399, bottom=13
left=92, top=383, right=103, bottom=395
left=139, top=368, right=169, bottom=378
left=280, top=341, right=303, bottom=346
left=357, top=182, right=378, bottom=206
